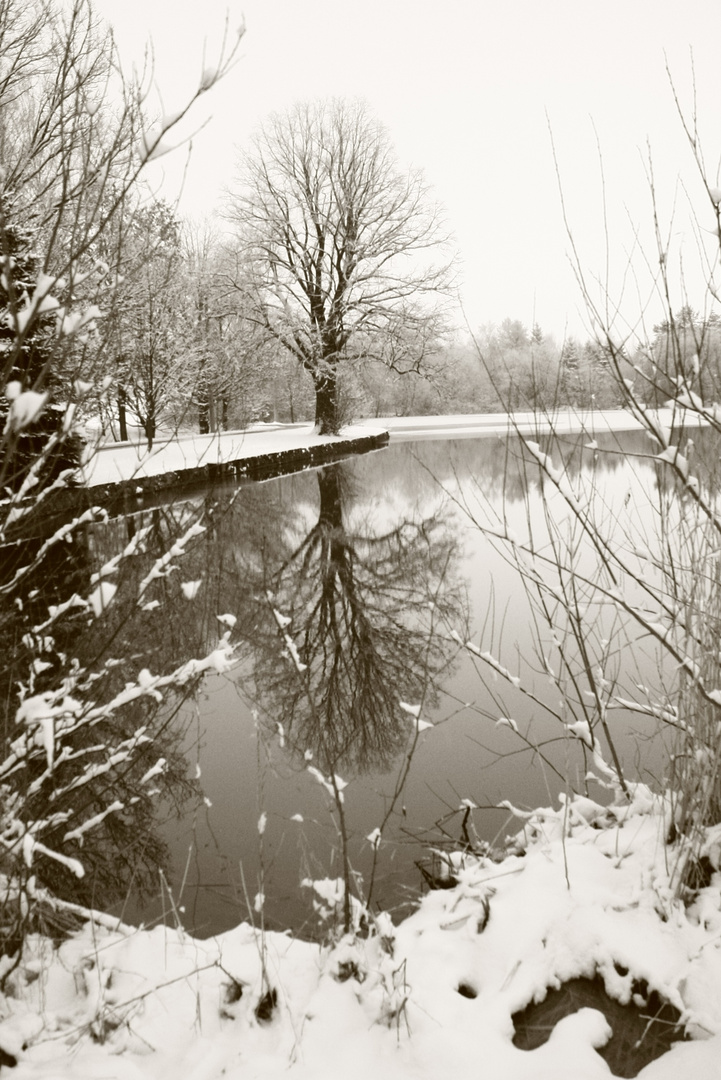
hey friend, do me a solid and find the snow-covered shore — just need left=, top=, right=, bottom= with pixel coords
left=80, top=422, right=389, bottom=488
left=80, top=407, right=704, bottom=489
left=4, top=786, right=721, bottom=1078
left=383, top=406, right=709, bottom=441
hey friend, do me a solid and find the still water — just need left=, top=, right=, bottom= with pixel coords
left=94, top=427, right=693, bottom=937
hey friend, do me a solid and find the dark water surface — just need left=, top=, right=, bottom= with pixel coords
left=94, top=428, right=690, bottom=937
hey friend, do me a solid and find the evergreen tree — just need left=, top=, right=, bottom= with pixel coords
left=0, top=196, right=82, bottom=491
left=560, top=336, right=580, bottom=406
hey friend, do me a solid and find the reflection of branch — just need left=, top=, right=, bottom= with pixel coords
left=363, top=579, right=461, bottom=912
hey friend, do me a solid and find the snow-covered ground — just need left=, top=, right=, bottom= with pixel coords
left=4, top=786, right=721, bottom=1078
left=383, top=407, right=709, bottom=441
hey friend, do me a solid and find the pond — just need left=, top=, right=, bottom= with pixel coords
left=87, top=424, right=703, bottom=938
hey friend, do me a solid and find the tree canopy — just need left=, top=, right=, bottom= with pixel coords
left=225, top=98, right=455, bottom=434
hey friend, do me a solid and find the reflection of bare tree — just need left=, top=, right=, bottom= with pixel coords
left=0, top=457, right=463, bottom=935
left=246, top=463, right=466, bottom=774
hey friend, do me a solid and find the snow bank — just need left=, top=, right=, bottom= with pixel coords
left=4, top=786, right=721, bottom=1078
left=80, top=423, right=387, bottom=488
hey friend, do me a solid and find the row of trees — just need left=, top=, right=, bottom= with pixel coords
left=99, top=97, right=456, bottom=441
left=7, top=0, right=716, bottom=457
left=99, top=266, right=718, bottom=441
left=86, top=239, right=645, bottom=442
left=384, top=322, right=627, bottom=416
left=96, top=227, right=721, bottom=434
left=101, top=224, right=721, bottom=437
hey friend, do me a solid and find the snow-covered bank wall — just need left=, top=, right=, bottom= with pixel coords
left=67, top=425, right=389, bottom=515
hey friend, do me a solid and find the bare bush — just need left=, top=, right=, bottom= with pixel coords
left=459, top=68, right=721, bottom=899
left=0, top=0, right=242, bottom=954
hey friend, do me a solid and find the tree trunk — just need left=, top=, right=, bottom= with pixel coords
left=198, top=393, right=210, bottom=434
left=317, top=464, right=344, bottom=528
left=118, top=386, right=128, bottom=441
left=314, top=368, right=339, bottom=435
left=144, top=415, right=155, bottom=449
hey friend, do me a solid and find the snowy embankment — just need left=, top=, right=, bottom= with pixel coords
left=4, top=787, right=721, bottom=1079
left=79, top=408, right=702, bottom=489
left=80, top=422, right=388, bottom=488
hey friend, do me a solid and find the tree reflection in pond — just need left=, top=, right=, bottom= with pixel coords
left=0, top=441, right=470, bottom=942
left=246, top=463, right=466, bottom=777
left=137, top=429, right=721, bottom=938
left=116, top=457, right=469, bottom=936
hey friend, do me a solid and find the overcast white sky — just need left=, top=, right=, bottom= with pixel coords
left=94, top=0, right=721, bottom=342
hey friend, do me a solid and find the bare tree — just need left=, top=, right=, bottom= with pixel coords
left=104, top=200, right=200, bottom=446
left=225, top=98, right=455, bottom=434
left=183, top=220, right=287, bottom=432
left=0, top=0, right=242, bottom=469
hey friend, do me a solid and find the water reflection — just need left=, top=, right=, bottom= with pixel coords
left=95, top=456, right=467, bottom=934
left=412, top=422, right=721, bottom=507
left=243, top=463, right=466, bottom=774
left=134, top=432, right=689, bottom=936
left=9, top=423, right=714, bottom=939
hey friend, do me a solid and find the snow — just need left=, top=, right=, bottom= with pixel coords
left=307, top=766, right=347, bottom=802
left=59, top=304, right=103, bottom=337
left=382, top=407, right=708, bottom=443
left=180, top=579, right=202, bottom=599
left=88, top=579, right=117, bottom=616
left=4, top=383, right=49, bottom=431
left=454, top=635, right=522, bottom=688
left=4, top=785, right=721, bottom=1078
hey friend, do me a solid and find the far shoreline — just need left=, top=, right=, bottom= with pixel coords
left=68, top=406, right=708, bottom=512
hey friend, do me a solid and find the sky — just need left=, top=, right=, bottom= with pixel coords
left=92, top=0, right=721, bottom=342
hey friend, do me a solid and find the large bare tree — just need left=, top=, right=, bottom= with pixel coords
left=225, top=98, right=455, bottom=434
